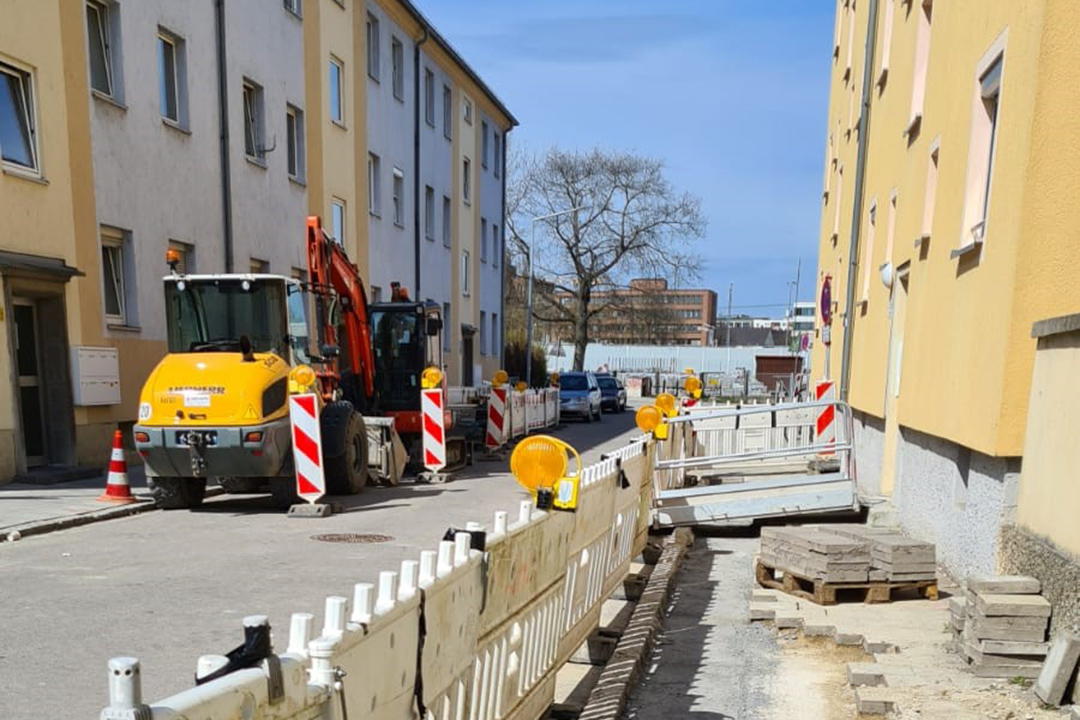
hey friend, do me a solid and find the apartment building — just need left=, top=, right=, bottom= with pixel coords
left=813, top=0, right=1080, bottom=580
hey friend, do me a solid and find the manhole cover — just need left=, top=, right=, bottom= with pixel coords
left=310, top=533, right=394, bottom=544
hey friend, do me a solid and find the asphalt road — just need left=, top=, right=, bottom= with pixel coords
left=0, top=407, right=643, bottom=719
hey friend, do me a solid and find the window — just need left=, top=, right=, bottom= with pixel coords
left=250, top=257, right=269, bottom=273
left=482, top=121, right=489, bottom=169
left=329, top=57, right=344, bottom=125
left=169, top=241, right=194, bottom=274
left=480, top=218, right=488, bottom=262
left=371, top=286, right=382, bottom=303
left=877, top=0, right=895, bottom=87
left=921, top=142, right=940, bottom=241
left=368, top=153, right=380, bottom=215
left=366, top=14, right=380, bottom=81
left=86, top=1, right=117, bottom=98
left=391, top=38, right=404, bottom=101
left=442, top=196, right=451, bottom=247
left=0, top=62, right=38, bottom=172
left=101, top=227, right=130, bottom=325
left=462, top=158, right=471, bottom=204
left=861, top=201, right=876, bottom=302
left=331, top=199, right=345, bottom=244
left=907, top=0, right=933, bottom=136
left=493, top=133, right=501, bottom=178
left=424, top=186, right=435, bottom=240
left=462, top=98, right=473, bottom=125
left=243, top=79, right=265, bottom=162
left=491, top=313, right=498, bottom=357
left=961, top=52, right=1003, bottom=247
left=286, top=105, right=305, bottom=180
left=844, top=0, right=856, bottom=80
left=492, top=224, right=499, bottom=267
left=423, top=69, right=435, bottom=126
left=283, top=0, right=301, bottom=17
left=480, top=311, right=487, bottom=355
left=392, top=169, right=404, bottom=226
left=461, top=250, right=470, bottom=296
left=884, top=190, right=897, bottom=260
left=157, top=32, right=183, bottom=124
left=442, top=302, right=451, bottom=351
left=442, top=84, right=452, bottom=139
left=831, top=164, right=844, bottom=241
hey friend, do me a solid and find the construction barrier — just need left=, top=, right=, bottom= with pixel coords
left=510, top=392, right=526, bottom=439
left=101, top=435, right=656, bottom=720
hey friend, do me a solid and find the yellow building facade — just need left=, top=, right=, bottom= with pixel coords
left=813, top=0, right=1080, bottom=579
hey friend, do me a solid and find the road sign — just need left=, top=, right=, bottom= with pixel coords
left=486, top=387, right=507, bottom=450
left=289, top=394, right=325, bottom=503
left=821, top=276, right=832, bottom=325
left=815, top=381, right=836, bottom=456
left=421, top=388, right=446, bottom=471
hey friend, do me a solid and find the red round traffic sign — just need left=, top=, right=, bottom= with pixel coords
left=820, top=276, right=832, bottom=325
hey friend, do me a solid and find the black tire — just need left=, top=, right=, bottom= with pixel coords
left=585, top=407, right=593, bottom=423
left=149, top=477, right=206, bottom=509
left=619, top=399, right=627, bottom=413
left=218, top=477, right=265, bottom=494
left=321, top=401, right=368, bottom=495
left=269, top=477, right=299, bottom=509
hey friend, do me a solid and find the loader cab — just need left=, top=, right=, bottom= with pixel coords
left=369, top=300, right=442, bottom=412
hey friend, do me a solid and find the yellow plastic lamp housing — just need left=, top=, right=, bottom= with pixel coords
left=510, top=435, right=581, bottom=498
left=692, top=388, right=703, bottom=400
left=421, top=366, right=443, bottom=390
left=656, top=393, right=677, bottom=418
left=288, top=364, right=318, bottom=394
left=493, top=370, right=509, bottom=388
left=685, top=376, right=702, bottom=395
left=635, top=405, right=662, bottom=433
left=515, top=381, right=528, bottom=392
left=684, top=367, right=695, bottom=375
left=550, top=372, right=560, bottom=387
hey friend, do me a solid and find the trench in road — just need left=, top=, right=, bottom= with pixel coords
left=0, top=406, right=643, bottom=719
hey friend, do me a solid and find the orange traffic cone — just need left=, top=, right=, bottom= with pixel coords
left=97, top=430, right=138, bottom=503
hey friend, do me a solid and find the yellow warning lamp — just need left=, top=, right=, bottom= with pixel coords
left=684, top=376, right=702, bottom=395
left=166, top=248, right=181, bottom=273
left=510, top=435, right=582, bottom=511
left=550, top=372, right=560, bottom=387
left=288, top=364, right=318, bottom=394
left=492, top=370, right=509, bottom=389
left=684, top=367, right=696, bottom=376
left=421, top=366, right=443, bottom=390
left=656, top=393, right=678, bottom=418
left=515, top=381, right=528, bottom=392
left=635, top=404, right=669, bottom=440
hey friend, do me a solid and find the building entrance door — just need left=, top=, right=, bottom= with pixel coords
left=462, top=332, right=474, bottom=386
left=13, top=298, right=46, bottom=467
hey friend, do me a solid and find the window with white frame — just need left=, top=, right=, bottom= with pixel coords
left=844, top=0, right=856, bottom=80
left=158, top=30, right=186, bottom=127
left=480, top=218, right=487, bottom=262
left=921, top=142, right=940, bottom=240
left=243, top=79, right=265, bottom=161
left=424, top=186, right=435, bottom=240
left=368, top=152, right=380, bottom=215
left=86, top=1, right=119, bottom=99
left=286, top=104, right=305, bottom=180
left=877, top=0, right=895, bottom=87
left=442, top=302, right=451, bottom=351
left=832, top=164, right=844, bottom=241
left=479, top=311, right=487, bottom=355
left=329, top=57, right=344, bottom=125
left=962, top=52, right=1003, bottom=247
left=492, top=223, right=499, bottom=267
left=424, top=69, right=435, bottom=126
left=331, top=198, right=345, bottom=244
left=442, top=84, right=451, bottom=139
left=461, top=250, right=470, bottom=296
left=908, top=0, right=933, bottom=135
left=392, top=169, right=404, bottom=226
left=366, top=14, right=380, bottom=81
left=101, top=227, right=131, bottom=325
left=491, top=312, right=498, bottom=356
left=462, top=157, right=471, bottom=204
left=481, top=121, right=489, bottom=169
left=861, top=201, right=876, bottom=302
left=391, top=37, right=404, bottom=101
left=442, top=195, right=451, bottom=247
left=462, top=98, right=472, bottom=125
left=283, top=0, right=301, bottom=17
left=493, top=133, right=501, bottom=178
left=0, top=61, right=38, bottom=172
left=884, top=190, right=897, bottom=260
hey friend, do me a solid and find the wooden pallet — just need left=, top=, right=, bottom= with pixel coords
left=755, top=558, right=938, bottom=606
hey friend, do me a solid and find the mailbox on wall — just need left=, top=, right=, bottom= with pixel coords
left=71, top=346, right=121, bottom=406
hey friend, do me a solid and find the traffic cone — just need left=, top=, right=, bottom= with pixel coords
left=97, top=430, right=138, bottom=503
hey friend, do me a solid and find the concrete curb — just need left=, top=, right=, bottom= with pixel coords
left=0, top=487, right=226, bottom=544
left=577, top=528, right=693, bottom=720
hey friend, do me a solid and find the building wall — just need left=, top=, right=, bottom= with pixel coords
left=477, top=109, right=504, bottom=380
left=452, top=88, right=478, bottom=384
left=417, top=50, right=454, bottom=329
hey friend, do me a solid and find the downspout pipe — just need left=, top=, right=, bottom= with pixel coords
left=413, top=28, right=429, bottom=297
left=214, top=0, right=234, bottom=273
left=839, top=0, right=879, bottom=402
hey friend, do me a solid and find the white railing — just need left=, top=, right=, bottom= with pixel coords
left=100, top=437, right=655, bottom=720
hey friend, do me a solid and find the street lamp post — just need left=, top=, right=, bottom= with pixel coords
left=525, top=206, right=586, bottom=387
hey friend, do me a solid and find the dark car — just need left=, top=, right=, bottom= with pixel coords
left=596, top=374, right=627, bottom=412
left=559, top=371, right=602, bottom=422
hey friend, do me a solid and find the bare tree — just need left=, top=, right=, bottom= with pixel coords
left=506, top=147, right=706, bottom=370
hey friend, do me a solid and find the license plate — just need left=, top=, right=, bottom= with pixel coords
left=176, top=430, right=218, bottom=447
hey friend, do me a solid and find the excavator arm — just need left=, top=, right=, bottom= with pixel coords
left=305, top=215, right=375, bottom=406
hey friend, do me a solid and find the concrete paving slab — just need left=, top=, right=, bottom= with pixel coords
left=976, top=593, right=1053, bottom=617
left=854, top=686, right=899, bottom=714
left=968, top=575, right=1041, bottom=595
left=1036, top=635, right=1080, bottom=705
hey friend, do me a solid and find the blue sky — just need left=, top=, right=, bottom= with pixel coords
left=422, top=0, right=836, bottom=316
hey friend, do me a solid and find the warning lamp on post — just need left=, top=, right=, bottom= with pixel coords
left=635, top=405, right=668, bottom=440
left=421, top=366, right=443, bottom=390
left=515, top=381, right=528, bottom=392
left=492, top=370, right=509, bottom=389
left=550, top=372, right=560, bottom=387
left=684, top=376, right=703, bottom=400
left=655, top=393, right=678, bottom=418
left=166, top=248, right=181, bottom=273
left=288, top=364, right=318, bottom=394
left=510, top=435, right=582, bottom=511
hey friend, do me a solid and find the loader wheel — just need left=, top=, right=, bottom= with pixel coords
left=218, top=477, right=266, bottom=494
left=149, top=477, right=206, bottom=509
left=269, top=477, right=300, bottom=509
left=321, top=401, right=369, bottom=495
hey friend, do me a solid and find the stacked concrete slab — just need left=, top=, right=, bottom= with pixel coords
left=759, top=527, right=870, bottom=582
left=956, top=575, right=1051, bottom=679
left=815, top=524, right=937, bottom=582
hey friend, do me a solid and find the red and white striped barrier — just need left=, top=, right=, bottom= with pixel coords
left=289, top=394, right=326, bottom=503
left=815, top=380, right=836, bottom=455
left=486, top=388, right=508, bottom=450
left=98, top=429, right=138, bottom=503
left=422, top=388, right=446, bottom=471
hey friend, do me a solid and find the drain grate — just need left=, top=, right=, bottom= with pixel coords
left=311, top=533, right=394, bottom=544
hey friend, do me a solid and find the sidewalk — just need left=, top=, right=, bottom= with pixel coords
left=0, top=465, right=154, bottom=539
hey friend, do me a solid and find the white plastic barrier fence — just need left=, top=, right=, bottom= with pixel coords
left=510, top=392, right=526, bottom=439
left=101, top=437, right=655, bottom=720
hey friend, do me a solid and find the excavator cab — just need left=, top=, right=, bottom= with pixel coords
left=369, top=297, right=443, bottom=432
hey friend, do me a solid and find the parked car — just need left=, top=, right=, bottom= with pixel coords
left=559, top=371, right=602, bottom=422
left=596, top=374, right=627, bottom=413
